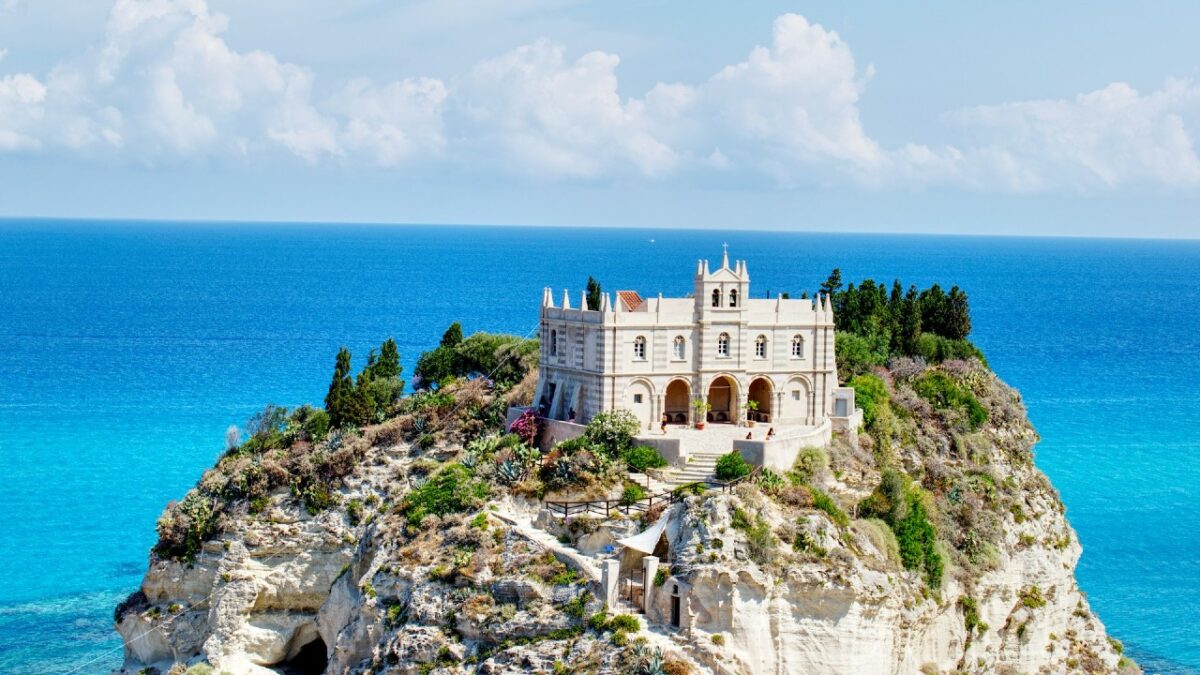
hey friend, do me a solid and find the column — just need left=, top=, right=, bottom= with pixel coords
left=602, top=559, right=620, bottom=609
left=642, top=555, right=660, bottom=615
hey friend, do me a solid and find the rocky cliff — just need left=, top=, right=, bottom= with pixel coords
left=114, top=359, right=1136, bottom=675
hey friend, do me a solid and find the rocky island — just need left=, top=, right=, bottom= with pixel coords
left=114, top=262, right=1139, bottom=675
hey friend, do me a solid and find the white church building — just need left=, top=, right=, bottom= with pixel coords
left=533, top=249, right=854, bottom=435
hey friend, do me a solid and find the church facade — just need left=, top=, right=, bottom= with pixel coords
left=534, top=250, right=841, bottom=431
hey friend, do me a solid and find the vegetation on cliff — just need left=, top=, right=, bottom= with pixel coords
left=130, top=278, right=1134, bottom=675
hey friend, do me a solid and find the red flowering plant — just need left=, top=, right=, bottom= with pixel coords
left=508, top=409, right=542, bottom=446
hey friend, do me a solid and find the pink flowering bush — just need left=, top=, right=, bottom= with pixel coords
left=508, top=409, right=542, bottom=446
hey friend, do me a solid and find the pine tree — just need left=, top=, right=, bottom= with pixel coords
left=586, top=276, right=602, bottom=311
left=820, top=268, right=843, bottom=299
left=440, top=322, right=463, bottom=348
left=325, top=347, right=354, bottom=429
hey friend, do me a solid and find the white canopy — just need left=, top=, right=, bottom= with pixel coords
left=616, top=515, right=668, bottom=554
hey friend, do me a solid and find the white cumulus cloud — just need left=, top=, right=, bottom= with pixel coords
left=0, top=2, right=1198, bottom=195
left=456, top=39, right=682, bottom=178
left=946, top=79, right=1200, bottom=191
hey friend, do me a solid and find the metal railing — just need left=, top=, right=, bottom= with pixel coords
left=544, top=466, right=762, bottom=519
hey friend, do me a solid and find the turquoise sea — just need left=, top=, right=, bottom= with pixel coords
left=0, top=221, right=1196, bottom=674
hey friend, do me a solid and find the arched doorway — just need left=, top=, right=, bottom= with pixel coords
left=748, top=377, right=773, bottom=424
left=706, top=376, right=738, bottom=424
left=665, top=379, right=691, bottom=425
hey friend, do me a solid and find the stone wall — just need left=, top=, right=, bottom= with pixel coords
left=732, top=419, right=832, bottom=471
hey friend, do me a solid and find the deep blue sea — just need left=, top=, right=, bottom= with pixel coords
left=0, top=221, right=1196, bottom=674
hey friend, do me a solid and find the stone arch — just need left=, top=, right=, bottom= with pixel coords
left=664, top=378, right=691, bottom=424
left=748, top=376, right=773, bottom=423
left=705, top=374, right=739, bottom=424
left=783, top=375, right=813, bottom=424
left=624, top=378, right=656, bottom=430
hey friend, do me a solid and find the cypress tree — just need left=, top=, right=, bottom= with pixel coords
left=899, top=285, right=923, bottom=355
left=325, top=347, right=354, bottom=428
left=586, top=276, right=602, bottom=311
left=373, top=338, right=401, bottom=380
left=945, top=286, right=972, bottom=340
left=919, top=284, right=949, bottom=337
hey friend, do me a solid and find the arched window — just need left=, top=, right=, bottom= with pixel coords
left=673, top=335, right=686, bottom=360
left=755, top=334, right=767, bottom=359
left=729, top=289, right=738, bottom=307
left=717, top=332, right=730, bottom=357
left=550, top=329, right=558, bottom=356
left=791, top=334, right=804, bottom=358
left=633, top=335, right=647, bottom=360
left=711, top=289, right=721, bottom=307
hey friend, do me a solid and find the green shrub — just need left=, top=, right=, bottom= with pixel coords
left=1019, top=586, right=1047, bottom=609
left=346, top=498, right=364, bottom=526
left=588, top=611, right=609, bottom=631
left=584, top=410, right=641, bottom=457
left=401, top=463, right=489, bottom=525
left=836, top=333, right=884, bottom=380
left=291, top=480, right=338, bottom=515
left=791, top=446, right=829, bottom=484
left=714, top=451, right=751, bottom=481
left=858, top=470, right=942, bottom=587
left=184, top=665, right=214, bottom=675
left=620, top=481, right=646, bottom=506
left=622, top=445, right=668, bottom=472
left=155, top=490, right=217, bottom=561
left=848, top=374, right=888, bottom=429
left=607, top=614, right=640, bottom=632
left=810, top=487, right=849, bottom=528
left=654, top=568, right=669, bottom=586
left=915, top=333, right=986, bottom=365
left=562, top=591, right=591, bottom=618
left=913, top=370, right=987, bottom=430
left=960, top=596, right=987, bottom=635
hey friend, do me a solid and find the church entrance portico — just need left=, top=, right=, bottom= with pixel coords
left=706, top=375, right=739, bottom=424
left=664, top=379, right=691, bottom=425
left=748, top=377, right=773, bottom=424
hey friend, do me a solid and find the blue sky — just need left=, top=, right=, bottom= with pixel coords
left=2, top=1, right=1200, bottom=237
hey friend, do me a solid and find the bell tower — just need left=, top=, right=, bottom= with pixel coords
left=693, top=244, right=750, bottom=316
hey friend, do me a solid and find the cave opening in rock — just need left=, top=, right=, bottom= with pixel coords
left=276, top=635, right=328, bottom=675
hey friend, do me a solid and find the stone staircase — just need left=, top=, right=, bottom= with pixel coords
left=645, top=451, right=723, bottom=492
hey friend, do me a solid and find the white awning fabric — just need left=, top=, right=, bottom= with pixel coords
left=616, top=515, right=668, bottom=554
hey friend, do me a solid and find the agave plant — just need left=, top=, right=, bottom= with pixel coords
left=497, top=459, right=524, bottom=485
left=552, top=457, right=576, bottom=485
left=460, top=452, right=479, bottom=471
left=641, top=648, right=665, bottom=675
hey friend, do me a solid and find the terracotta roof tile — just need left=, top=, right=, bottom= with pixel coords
left=616, top=291, right=643, bottom=311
